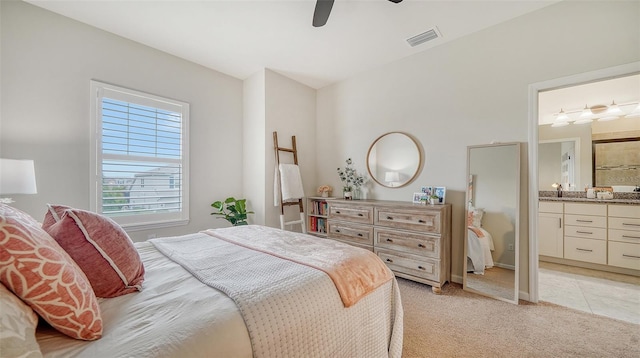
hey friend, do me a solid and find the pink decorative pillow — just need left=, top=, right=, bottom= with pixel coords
left=41, top=204, right=71, bottom=231
left=44, top=206, right=145, bottom=298
left=0, top=204, right=103, bottom=341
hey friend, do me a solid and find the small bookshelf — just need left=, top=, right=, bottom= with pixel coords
left=307, top=197, right=332, bottom=237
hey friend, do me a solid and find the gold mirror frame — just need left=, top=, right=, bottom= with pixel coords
left=366, top=132, right=422, bottom=188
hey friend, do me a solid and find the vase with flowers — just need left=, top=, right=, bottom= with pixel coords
left=317, top=185, right=332, bottom=198
left=337, top=158, right=366, bottom=200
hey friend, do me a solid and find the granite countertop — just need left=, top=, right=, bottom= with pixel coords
left=539, top=190, right=640, bottom=205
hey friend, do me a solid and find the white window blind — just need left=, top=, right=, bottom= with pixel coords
left=90, top=81, right=189, bottom=230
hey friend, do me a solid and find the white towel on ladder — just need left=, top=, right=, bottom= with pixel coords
left=274, top=164, right=304, bottom=206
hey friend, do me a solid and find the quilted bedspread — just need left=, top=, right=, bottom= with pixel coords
left=150, top=225, right=403, bottom=358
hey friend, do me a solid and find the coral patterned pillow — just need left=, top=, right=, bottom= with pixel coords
left=0, top=204, right=103, bottom=340
left=44, top=206, right=145, bottom=298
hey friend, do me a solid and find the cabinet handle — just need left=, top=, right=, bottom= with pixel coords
left=622, top=254, right=640, bottom=259
left=622, top=223, right=640, bottom=227
left=358, top=213, right=364, bottom=217
left=576, top=231, right=593, bottom=235
left=335, top=211, right=341, bottom=214
left=386, top=238, right=394, bottom=242
left=418, top=243, right=426, bottom=248
left=622, top=235, right=640, bottom=239
left=576, top=219, right=593, bottom=223
left=357, top=233, right=363, bottom=237
left=386, top=216, right=394, bottom=220
left=418, top=266, right=426, bottom=270
left=386, top=258, right=393, bottom=263
left=576, top=248, right=593, bottom=252
left=335, top=229, right=341, bottom=233
left=559, top=218, right=562, bottom=229
left=418, top=219, right=426, bottom=223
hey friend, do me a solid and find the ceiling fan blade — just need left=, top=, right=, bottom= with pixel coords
left=313, top=0, right=335, bottom=27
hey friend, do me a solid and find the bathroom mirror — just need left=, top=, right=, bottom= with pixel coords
left=366, top=132, right=421, bottom=188
left=463, top=142, right=520, bottom=304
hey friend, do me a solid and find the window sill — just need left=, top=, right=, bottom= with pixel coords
left=121, top=219, right=190, bottom=232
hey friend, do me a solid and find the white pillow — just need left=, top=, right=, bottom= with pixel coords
left=0, top=283, right=43, bottom=358
left=467, top=206, right=484, bottom=227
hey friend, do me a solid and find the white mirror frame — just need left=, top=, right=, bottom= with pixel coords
left=463, top=142, right=520, bottom=304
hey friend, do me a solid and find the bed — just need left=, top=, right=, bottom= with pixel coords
left=0, top=204, right=403, bottom=358
left=467, top=226, right=495, bottom=275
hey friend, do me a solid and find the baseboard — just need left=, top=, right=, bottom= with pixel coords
left=451, top=274, right=463, bottom=284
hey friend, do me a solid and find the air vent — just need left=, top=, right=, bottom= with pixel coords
left=406, top=27, right=441, bottom=47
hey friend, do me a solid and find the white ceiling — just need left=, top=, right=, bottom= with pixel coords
left=26, top=0, right=559, bottom=89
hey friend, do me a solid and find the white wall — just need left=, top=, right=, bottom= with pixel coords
left=316, top=0, right=640, bottom=291
left=0, top=0, right=244, bottom=241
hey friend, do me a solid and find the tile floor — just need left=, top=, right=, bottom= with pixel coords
left=538, top=261, right=640, bottom=325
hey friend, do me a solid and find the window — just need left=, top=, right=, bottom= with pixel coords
left=90, top=81, right=189, bottom=230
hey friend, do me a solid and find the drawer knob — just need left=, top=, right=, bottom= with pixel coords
left=386, top=216, right=394, bottom=220
left=418, top=243, right=426, bottom=248
left=418, top=266, right=425, bottom=270
left=358, top=213, right=364, bottom=217
left=386, top=238, right=394, bottom=242
left=576, top=248, right=593, bottom=252
left=418, top=219, right=426, bottom=223
left=357, top=233, right=363, bottom=237
left=335, top=210, right=341, bottom=214
left=386, top=258, right=393, bottom=263
left=335, top=229, right=341, bottom=233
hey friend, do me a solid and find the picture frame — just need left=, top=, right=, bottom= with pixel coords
left=412, top=192, right=427, bottom=204
left=434, top=186, right=446, bottom=204
left=420, top=186, right=433, bottom=196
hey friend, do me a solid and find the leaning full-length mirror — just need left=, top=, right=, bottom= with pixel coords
left=463, top=142, right=520, bottom=304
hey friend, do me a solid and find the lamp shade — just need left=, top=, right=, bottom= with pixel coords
left=0, top=159, right=37, bottom=195
left=384, top=171, right=400, bottom=182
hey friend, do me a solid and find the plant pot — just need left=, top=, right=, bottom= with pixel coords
left=429, top=198, right=437, bottom=205
left=343, top=191, right=353, bottom=200
left=321, top=192, right=329, bottom=198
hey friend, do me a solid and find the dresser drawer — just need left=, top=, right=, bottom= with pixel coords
left=608, top=241, right=640, bottom=270
left=374, top=228, right=440, bottom=259
left=564, top=203, right=607, bottom=216
left=328, top=204, right=373, bottom=225
left=374, top=207, right=441, bottom=233
left=608, top=205, right=640, bottom=219
left=563, top=237, right=606, bottom=265
left=564, top=214, right=607, bottom=229
left=375, top=248, right=439, bottom=282
left=608, top=229, right=640, bottom=244
left=564, top=225, right=607, bottom=241
left=539, top=201, right=563, bottom=214
left=327, top=222, right=373, bottom=246
left=608, top=217, right=640, bottom=232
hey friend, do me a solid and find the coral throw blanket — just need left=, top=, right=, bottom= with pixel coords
left=203, top=225, right=392, bottom=307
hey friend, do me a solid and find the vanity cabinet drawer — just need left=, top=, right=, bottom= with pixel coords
left=374, top=228, right=440, bottom=259
left=564, top=214, right=607, bottom=229
left=608, top=217, right=640, bottom=232
left=564, top=203, right=607, bottom=216
left=564, top=237, right=606, bottom=264
left=564, top=225, right=607, bottom=241
left=375, top=248, right=439, bottom=282
left=608, top=205, right=640, bottom=219
left=608, top=241, right=640, bottom=270
left=539, top=201, right=563, bottom=214
left=327, top=222, right=374, bottom=247
left=374, top=207, right=441, bottom=233
left=328, top=204, right=373, bottom=225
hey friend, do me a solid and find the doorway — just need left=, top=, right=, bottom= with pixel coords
left=528, top=62, right=640, bottom=324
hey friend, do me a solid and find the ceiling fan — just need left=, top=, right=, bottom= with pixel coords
left=313, top=0, right=403, bottom=27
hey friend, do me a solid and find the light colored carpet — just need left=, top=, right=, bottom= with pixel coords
left=398, top=278, right=640, bottom=358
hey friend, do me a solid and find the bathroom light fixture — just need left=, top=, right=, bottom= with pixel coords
left=0, top=159, right=37, bottom=204
left=599, top=101, right=624, bottom=121
left=551, top=108, right=570, bottom=127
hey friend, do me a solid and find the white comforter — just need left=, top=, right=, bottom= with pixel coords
left=36, top=227, right=403, bottom=358
left=467, top=226, right=495, bottom=275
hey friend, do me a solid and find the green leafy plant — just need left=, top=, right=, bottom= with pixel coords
left=211, top=197, right=254, bottom=226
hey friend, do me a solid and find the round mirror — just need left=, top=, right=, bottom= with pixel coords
left=366, top=132, right=422, bottom=188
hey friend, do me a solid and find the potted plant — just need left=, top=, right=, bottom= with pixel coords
left=337, top=158, right=366, bottom=200
left=429, top=194, right=439, bottom=205
left=211, top=197, right=254, bottom=226
left=317, top=185, right=333, bottom=198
